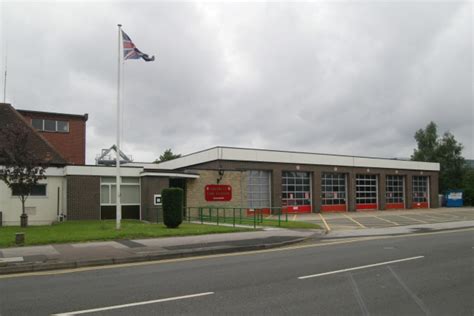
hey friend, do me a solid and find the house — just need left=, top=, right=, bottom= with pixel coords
left=17, top=109, right=88, bottom=165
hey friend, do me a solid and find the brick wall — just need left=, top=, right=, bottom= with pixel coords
left=186, top=170, right=249, bottom=208
left=67, top=175, right=100, bottom=220
left=183, top=161, right=440, bottom=212
left=19, top=112, right=87, bottom=165
left=141, top=177, right=169, bottom=222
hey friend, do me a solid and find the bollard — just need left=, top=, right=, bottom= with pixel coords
left=15, top=233, right=25, bottom=246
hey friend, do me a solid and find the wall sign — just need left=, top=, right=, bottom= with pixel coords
left=154, top=194, right=162, bottom=206
left=205, top=184, right=232, bottom=201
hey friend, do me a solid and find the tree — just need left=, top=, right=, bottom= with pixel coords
left=411, top=122, right=465, bottom=193
left=0, top=124, right=48, bottom=227
left=462, top=167, right=474, bottom=206
left=155, top=149, right=181, bottom=163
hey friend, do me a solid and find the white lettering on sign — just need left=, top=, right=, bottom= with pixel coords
left=448, top=192, right=462, bottom=200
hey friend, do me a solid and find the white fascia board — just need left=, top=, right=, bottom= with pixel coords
left=153, top=147, right=440, bottom=171
left=44, top=167, right=65, bottom=177
left=65, top=165, right=142, bottom=177
left=353, top=157, right=440, bottom=171
left=0, top=166, right=65, bottom=177
left=155, top=148, right=219, bottom=170
left=140, top=172, right=200, bottom=179
left=223, top=147, right=440, bottom=171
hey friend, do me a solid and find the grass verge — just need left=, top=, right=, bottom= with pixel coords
left=0, top=220, right=251, bottom=248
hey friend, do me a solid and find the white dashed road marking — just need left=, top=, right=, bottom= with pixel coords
left=51, top=292, right=215, bottom=315
left=298, top=256, right=424, bottom=279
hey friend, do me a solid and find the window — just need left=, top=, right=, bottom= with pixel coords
left=282, top=171, right=311, bottom=206
left=247, top=170, right=271, bottom=208
left=100, top=177, right=141, bottom=220
left=356, top=175, right=378, bottom=205
left=12, top=184, right=47, bottom=196
left=321, top=173, right=346, bottom=205
left=31, top=118, right=69, bottom=132
left=32, top=119, right=43, bottom=130
left=44, top=119, right=56, bottom=131
left=413, top=176, right=429, bottom=203
left=57, top=120, right=69, bottom=132
left=386, top=175, right=404, bottom=203
left=100, top=177, right=140, bottom=205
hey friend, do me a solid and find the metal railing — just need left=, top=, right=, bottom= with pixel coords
left=184, top=207, right=289, bottom=229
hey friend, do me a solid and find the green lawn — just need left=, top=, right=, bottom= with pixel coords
left=0, top=220, right=250, bottom=248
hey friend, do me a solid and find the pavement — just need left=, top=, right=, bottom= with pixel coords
left=0, top=227, right=319, bottom=275
left=0, top=207, right=472, bottom=275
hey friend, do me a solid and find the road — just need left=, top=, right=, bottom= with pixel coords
left=0, top=229, right=472, bottom=316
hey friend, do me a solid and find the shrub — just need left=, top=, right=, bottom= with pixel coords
left=162, top=188, right=184, bottom=228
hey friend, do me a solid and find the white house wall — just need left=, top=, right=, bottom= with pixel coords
left=0, top=176, right=65, bottom=226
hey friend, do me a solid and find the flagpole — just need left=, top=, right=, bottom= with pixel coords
left=116, top=24, right=122, bottom=230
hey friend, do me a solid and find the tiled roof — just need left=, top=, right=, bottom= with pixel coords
left=0, top=103, right=67, bottom=165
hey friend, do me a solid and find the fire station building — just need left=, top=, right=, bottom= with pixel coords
left=155, top=147, right=440, bottom=213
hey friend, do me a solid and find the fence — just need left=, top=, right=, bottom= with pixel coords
left=185, top=207, right=289, bottom=228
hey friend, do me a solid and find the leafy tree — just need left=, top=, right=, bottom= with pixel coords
left=155, top=149, right=181, bottom=163
left=0, top=124, right=48, bottom=227
left=411, top=122, right=465, bottom=193
left=462, top=167, right=474, bottom=206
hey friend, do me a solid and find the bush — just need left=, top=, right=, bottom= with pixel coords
left=162, top=188, right=184, bottom=228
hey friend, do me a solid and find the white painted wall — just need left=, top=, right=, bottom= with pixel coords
left=0, top=176, right=65, bottom=226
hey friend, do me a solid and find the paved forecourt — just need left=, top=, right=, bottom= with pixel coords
left=296, top=207, right=474, bottom=231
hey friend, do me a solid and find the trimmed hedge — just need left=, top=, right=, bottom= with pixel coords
left=162, top=188, right=184, bottom=228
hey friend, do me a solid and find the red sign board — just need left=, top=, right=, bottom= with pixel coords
left=205, top=185, right=232, bottom=201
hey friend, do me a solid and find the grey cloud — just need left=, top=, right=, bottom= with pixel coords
left=1, top=1, right=471, bottom=163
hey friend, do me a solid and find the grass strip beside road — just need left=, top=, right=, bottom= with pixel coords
left=0, top=220, right=251, bottom=248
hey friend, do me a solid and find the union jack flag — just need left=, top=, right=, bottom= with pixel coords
left=121, top=30, right=155, bottom=62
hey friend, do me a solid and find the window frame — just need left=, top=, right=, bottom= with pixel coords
left=31, top=118, right=69, bottom=133
left=11, top=183, right=47, bottom=197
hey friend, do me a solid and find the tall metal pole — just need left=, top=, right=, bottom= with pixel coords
left=3, top=49, right=6, bottom=103
left=116, top=24, right=122, bottom=230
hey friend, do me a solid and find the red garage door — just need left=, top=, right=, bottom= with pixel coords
left=386, top=175, right=405, bottom=209
left=356, top=175, right=378, bottom=210
left=412, top=176, right=430, bottom=208
left=281, top=171, right=312, bottom=213
left=321, top=173, right=347, bottom=212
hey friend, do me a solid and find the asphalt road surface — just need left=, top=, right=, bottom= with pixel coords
left=0, top=229, right=472, bottom=316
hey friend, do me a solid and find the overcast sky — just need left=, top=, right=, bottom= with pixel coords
left=1, top=1, right=472, bottom=163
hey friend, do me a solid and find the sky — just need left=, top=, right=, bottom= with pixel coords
left=1, top=1, right=472, bottom=164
